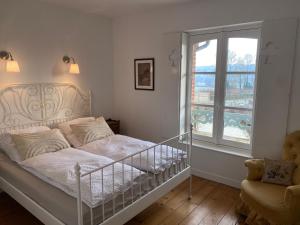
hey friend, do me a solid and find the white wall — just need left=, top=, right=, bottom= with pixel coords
left=112, top=0, right=300, bottom=187
left=252, top=18, right=297, bottom=159
left=0, top=0, right=113, bottom=117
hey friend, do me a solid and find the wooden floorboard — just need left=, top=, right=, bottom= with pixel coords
left=0, top=176, right=243, bottom=225
left=0, top=192, right=43, bottom=225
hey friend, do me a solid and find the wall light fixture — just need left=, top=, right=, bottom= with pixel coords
left=0, top=51, right=20, bottom=73
left=63, top=55, right=80, bottom=74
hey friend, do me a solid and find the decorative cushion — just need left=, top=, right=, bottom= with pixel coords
left=261, top=158, right=296, bottom=186
left=0, top=126, right=51, bottom=162
left=70, top=117, right=114, bottom=146
left=58, top=117, right=95, bottom=147
left=58, top=117, right=95, bottom=135
left=12, top=129, right=70, bottom=161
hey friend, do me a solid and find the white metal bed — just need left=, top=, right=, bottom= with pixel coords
left=0, top=83, right=192, bottom=225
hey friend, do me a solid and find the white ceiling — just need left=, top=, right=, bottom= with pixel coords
left=39, top=0, right=195, bottom=18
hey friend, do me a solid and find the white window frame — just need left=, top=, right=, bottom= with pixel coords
left=186, top=24, right=261, bottom=151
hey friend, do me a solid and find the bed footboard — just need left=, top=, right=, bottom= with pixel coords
left=75, top=125, right=193, bottom=225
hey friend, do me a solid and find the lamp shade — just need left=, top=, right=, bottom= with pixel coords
left=69, top=63, right=80, bottom=74
left=6, top=60, right=20, bottom=73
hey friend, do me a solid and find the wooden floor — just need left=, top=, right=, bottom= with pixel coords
left=0, top=176, right=244, bottom=225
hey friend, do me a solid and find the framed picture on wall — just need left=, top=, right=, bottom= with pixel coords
left=134, top=58, right=155, bottom=91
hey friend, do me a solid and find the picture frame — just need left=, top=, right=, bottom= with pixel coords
left=134, top=58, right=155, bottom=91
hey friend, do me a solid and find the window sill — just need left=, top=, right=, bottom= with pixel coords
left=192, top=139, right=253, bottom=158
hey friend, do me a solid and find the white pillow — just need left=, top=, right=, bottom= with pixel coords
left=58, top=117, right=95, bottom=135
left=70, top=117, right=114, bottom=146
left=58, top=117, right=95, bottom=147
left=12, top=129, right=70, bottom=161
left=0, top=126, right=51, bottom=162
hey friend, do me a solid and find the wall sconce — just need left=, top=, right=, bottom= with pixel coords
left=62, top=55, right=80, bottom=74
left=260, top=41, right=279, bottom=65
left=0, top=51, right=20, bottom=73
left=168, top=48, right=181, bottom=75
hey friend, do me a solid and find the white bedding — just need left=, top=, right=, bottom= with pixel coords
left=78, top=135, right=187, bottom=174
left=20, top=148, right=145, bottom=207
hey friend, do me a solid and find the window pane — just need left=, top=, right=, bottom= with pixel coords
left=225, top=74, right=255, bottom=109
left=223, top=109, right=252, bottom=144
left=192, top=39, right=217, bottom=72
left=192, top=74, right=215, bottom=105
left=227, top=38, right=258, bottom=72
left=191, top=105, right=214, bottom=137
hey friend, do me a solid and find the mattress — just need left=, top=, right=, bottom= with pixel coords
left=0, top=153, right=151, bottom=225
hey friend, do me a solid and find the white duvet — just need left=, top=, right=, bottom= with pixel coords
left=20, top=148, right=144, bottom=207
left=79, top=135, right=187, bottom=174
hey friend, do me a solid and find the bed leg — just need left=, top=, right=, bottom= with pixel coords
left=188, top=175, right=192, bottom=200
left=75, top=163, right=83, bottom=225
left=188, top=124, right=193, bottom=200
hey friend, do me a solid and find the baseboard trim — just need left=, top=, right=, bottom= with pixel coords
left=192, top=168, right=241, bottom=189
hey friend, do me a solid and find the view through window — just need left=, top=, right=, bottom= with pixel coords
left=189, top=27, right=260, bottom=149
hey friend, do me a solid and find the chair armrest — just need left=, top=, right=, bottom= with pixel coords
left=244, top=159, right=264, bottom=181
left=285, top=185, right=300, bottom=214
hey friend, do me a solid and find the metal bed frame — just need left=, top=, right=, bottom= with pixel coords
left=0, top=83, right=192, bottom=225
left=76, top=128, right=192, bottom=225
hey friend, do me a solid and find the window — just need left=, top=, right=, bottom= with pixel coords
left=187, top=26, right=260, bottom=150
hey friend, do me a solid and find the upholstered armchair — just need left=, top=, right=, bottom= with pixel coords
left=238, top=131, right=300, bottom=225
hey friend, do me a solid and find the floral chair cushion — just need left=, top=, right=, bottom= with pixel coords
left=262, top=158, right=296, bottom=186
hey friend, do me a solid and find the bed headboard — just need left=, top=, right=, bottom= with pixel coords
left=0, top=83, right=91, bottom=133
